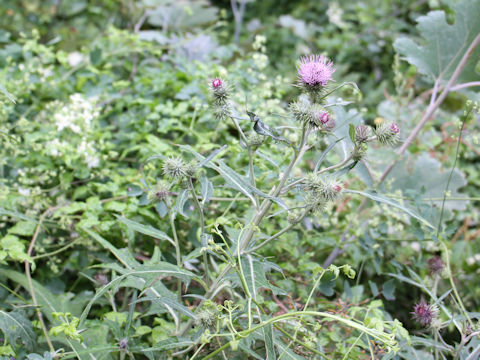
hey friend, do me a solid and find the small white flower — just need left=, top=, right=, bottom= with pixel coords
left=411, top=242, right=421, bottom=252
left=18, top=188, right=31, bottom=196
left=67, top=52, right=84, bottom=67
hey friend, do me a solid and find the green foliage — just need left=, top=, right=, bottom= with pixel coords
left=394, top=0, right=480, bottom=84
left=0, top=310, right=35, bottom=351
left=0, top=0, right=479, bottom=359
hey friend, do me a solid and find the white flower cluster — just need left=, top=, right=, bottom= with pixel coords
left=54, top=94, right=99, bottom=134
left=47, top=94, right=101, bottom=168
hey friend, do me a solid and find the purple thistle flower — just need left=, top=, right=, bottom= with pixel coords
left=297, top=55, right=335, bottom=87
left=212, top=78, right=222, bottom=88
left=411, top=300, right=438, bottom=327
left=319, top=112, right=330, bottom=124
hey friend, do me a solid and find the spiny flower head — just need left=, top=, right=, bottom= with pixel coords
left=210, top=78, right=229, bottom=102
left=375, top=122, right=401, bottom=146
left=411, top=300, right=438, bottom=327
left=162, top=157, right=186, bottom=179
left=290, top=99, right=334, bottom=131
left=297, top=55, right=335, bottom=87
left=304, top=174, right=343, bottom=202
left=351, top=143, right=367, bottom=162
left=427, top=256, right=445, bottom=275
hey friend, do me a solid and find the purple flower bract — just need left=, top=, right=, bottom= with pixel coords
left=297, top=55, right=335, bottom=87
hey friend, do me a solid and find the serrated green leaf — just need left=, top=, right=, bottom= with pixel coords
left=394, top=0, right=480, bottom=84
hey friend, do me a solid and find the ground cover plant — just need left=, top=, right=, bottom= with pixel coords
left=1, top=0, right=480, bottom=359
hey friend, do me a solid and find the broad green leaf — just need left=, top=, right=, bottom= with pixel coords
left=114, top=216, right=175, bottom=247
left=7, top=221, right=36, bottom=236
left=0, top=310, right=35, bottom=351
left=345, top=189, right=435, bottom=229
left=390, top=154, right=468, bottom=213
left=0, top=269, right=61, bottom=321
left=394, top=0, right=480, bottom=84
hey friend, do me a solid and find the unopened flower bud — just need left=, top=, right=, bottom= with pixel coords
left=375, top=122, right=401, bottom=146
left=185, top=160, right=198, bottom=177
left=351, top=144, right=367, bottom=161
left=287, top=210, right=302, bottom=224
left=119, top=338, right=127, bottom=349
left=247, top=133, right=265, bottom=148
left=210, top=78, right=230, bottom=103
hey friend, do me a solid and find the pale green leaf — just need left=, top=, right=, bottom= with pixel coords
left=394, top=0, right=480, bottom=84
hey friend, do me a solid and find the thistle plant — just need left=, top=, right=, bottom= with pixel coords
left=100, top=54, right=407, bottom=358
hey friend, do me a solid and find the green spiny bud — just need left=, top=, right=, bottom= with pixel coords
left=247, top=133, right=265, bottom=148
left=375, top=122, right=400, bottom=146
left=162, top=156, right=186, bottom=179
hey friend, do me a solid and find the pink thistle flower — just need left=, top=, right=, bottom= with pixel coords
left=411, top=300, right=438, bottom=327
left=390, top=123, right=400, bottom=134
left=333, top=184, right=342, bottom=192
left=319, top=112, right=330, bottom=124
left=212, top=78, right=222, bottom=88
left=297, top=55, right=335, bottom=87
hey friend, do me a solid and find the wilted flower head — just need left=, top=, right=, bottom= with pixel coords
left=411, top=300, right=438, bottom=327
left=148, top=181, right=171, bottom=202
left=355, top=125, right=371, bottom=143
left=162, top=157, right=186, bottom=179
left=375, top=122, right=401, bottom=146
left=427, top=256, right=445, bottom=275
left=297, top=55, right=335, bottom=87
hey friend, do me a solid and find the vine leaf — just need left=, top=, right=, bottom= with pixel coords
left=394, top=0, right=480, bottom=84
left=0, top=310, right=35, bottom=351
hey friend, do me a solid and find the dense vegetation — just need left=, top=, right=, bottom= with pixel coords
left=1, top=0, right=479, bottom=359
